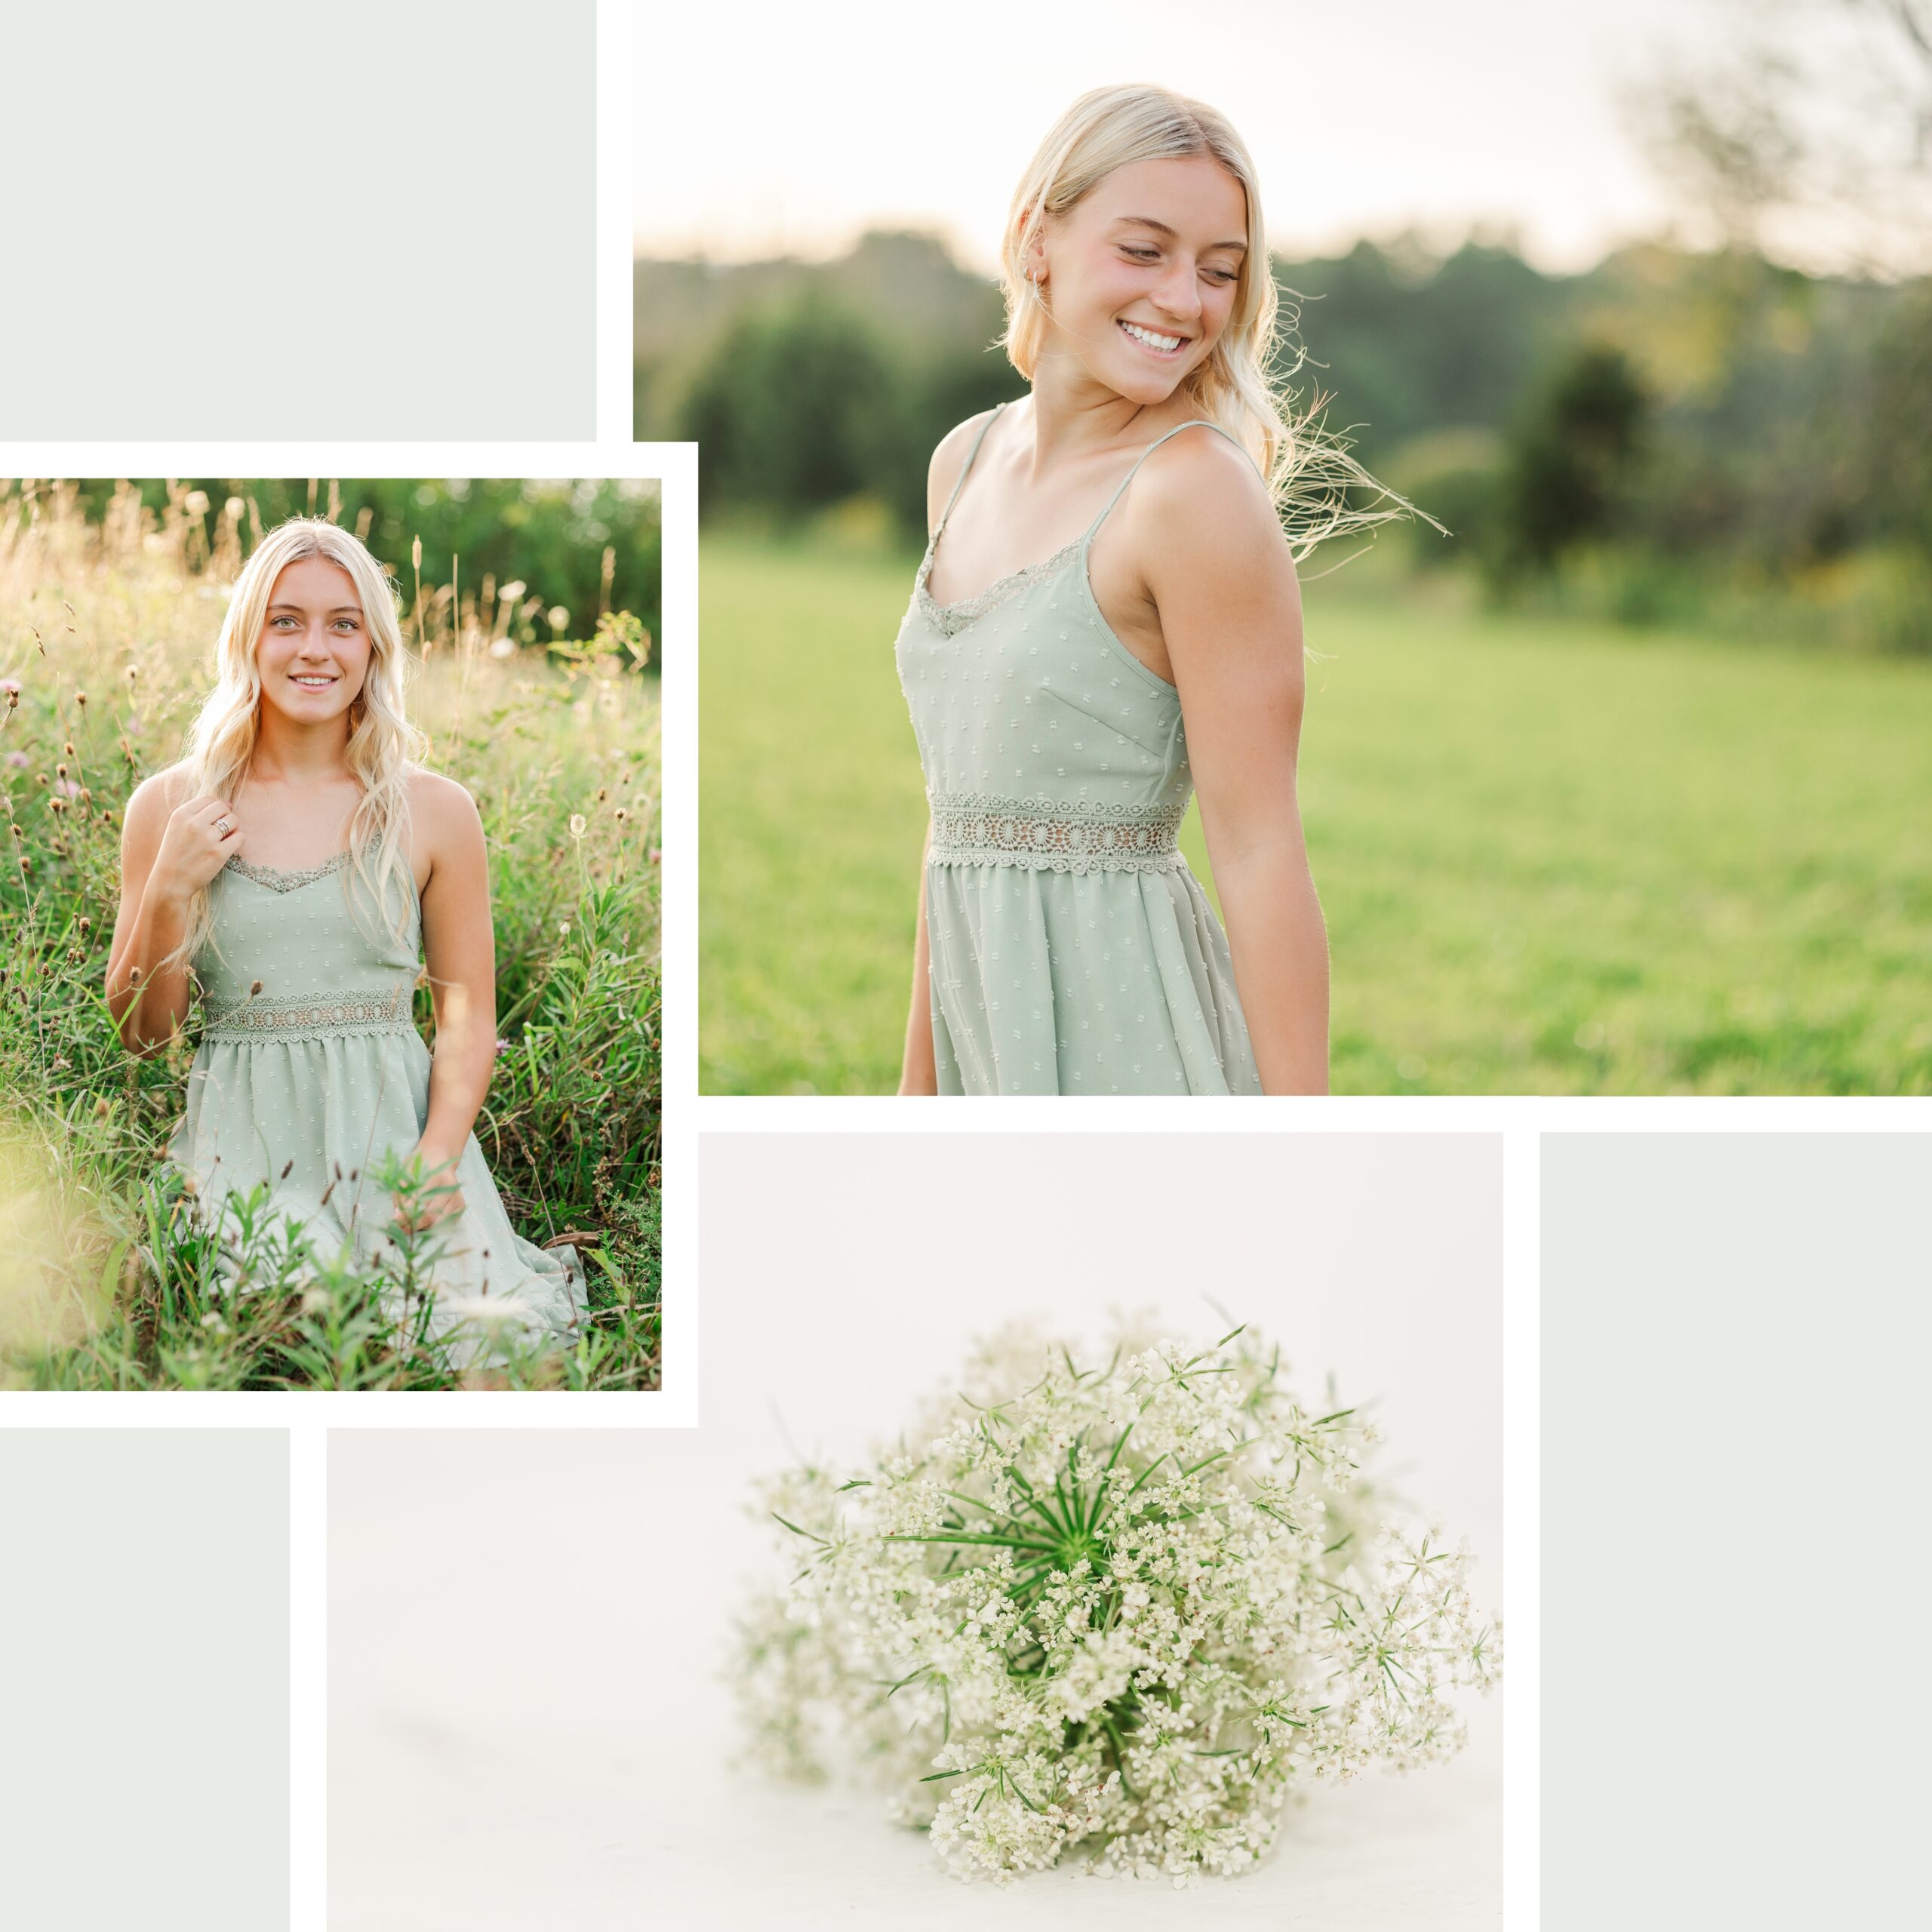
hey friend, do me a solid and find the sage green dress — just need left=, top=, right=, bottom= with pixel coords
left=166, top=836, right=585, bottom=1358
left=895, top=407, right=1263, bottom=1095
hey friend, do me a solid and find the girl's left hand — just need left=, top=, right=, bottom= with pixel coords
left=395, top=1145, right=466, bottom=1232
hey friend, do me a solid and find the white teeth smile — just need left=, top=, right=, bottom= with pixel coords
left=291, top=675, right=336, bottom=688
left=1120, top=320, right=1185, bottom=352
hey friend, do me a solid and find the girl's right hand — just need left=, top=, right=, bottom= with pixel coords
left=149, top=794, right=243, bottom=900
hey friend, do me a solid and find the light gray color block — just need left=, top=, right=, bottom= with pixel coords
left=0, top=1429, right=289, bottom=1930
left=1543, top=1134, right=1930, bottom=1930
left=0, top=5, right=593, bottom=438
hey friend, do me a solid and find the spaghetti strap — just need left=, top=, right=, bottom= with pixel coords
left=933, top=402, right=1008, bottom=540
left=1083, top=417, right=1249, bottom=546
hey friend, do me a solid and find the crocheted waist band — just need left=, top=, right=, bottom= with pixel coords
left=928, top=791, right=1188, bottom=876
left=203, top=982, right=417, bottom=1043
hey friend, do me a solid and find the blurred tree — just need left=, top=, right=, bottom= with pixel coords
left=1500, top=346, right=1653, bottom=573
left=678, top=290, right=898, bottom=512
left=674, top=282, right=1021, bottom=537
left=60, top=478, right=662, bottom=659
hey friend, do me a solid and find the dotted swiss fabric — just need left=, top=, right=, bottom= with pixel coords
left=166, top=837, right=586, bottom=1358
left=894, top=412, right=1262, bottom=1096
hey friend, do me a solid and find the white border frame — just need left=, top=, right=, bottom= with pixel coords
left=0, top=441, right=697, bottom=1433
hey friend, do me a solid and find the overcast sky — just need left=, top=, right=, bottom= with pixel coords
left=632, top=0, right=1730, bottom=271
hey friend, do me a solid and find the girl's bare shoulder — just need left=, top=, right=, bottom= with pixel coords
left=1131, top=426, right=1288, bottom=575
left=404, top=766, right=485, bottom=847
left=926, top=406, right=1008, bottom=526
left=124, top=760, right=196, bottom=826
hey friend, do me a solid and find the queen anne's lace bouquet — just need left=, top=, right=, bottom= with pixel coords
left=736, top=1320, right=1500, bottom=1884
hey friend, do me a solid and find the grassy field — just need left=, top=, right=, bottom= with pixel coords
left=1, top=485, right=662, bottom=1389
left=701, top=531, right=1932, bottom=1094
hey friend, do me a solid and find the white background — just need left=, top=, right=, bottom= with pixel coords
left=328, top=1132, right=1503, bottom=1928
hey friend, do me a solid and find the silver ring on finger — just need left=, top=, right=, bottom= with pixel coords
left=214, top=817, right=232, bottom=836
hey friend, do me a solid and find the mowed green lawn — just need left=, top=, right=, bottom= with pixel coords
left=701, top=532, right=1932, bottom=1094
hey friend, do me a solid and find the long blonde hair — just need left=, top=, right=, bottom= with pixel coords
left=1000, top=84, right=1431, bottom=555
left=170, top=517, right=425, bottom=974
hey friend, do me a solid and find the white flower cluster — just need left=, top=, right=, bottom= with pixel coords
left=735, top=1319, right=1500, bottom=1885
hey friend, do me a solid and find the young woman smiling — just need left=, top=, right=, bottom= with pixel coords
left=896, top=85, right=1409, bottom=1097
left=106, top=517, right=583, bottom=1360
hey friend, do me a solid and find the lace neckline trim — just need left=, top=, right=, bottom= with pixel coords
left=914, top=536, right=1082, bottom=635
left=223, top=848, right=355, bottom=894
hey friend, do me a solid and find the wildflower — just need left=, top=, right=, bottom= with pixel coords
left=547, top=606, right=569, bottom=631
left=500, top=580, right=526, bottom=601
left=57, top=779, right=82, bottom=798
left=75, top=691, right=85, bottom=708
left=489, top=638, right=515, bottom=659
left=1, top=678, right=18, bottom=707
left=649, top=847, right=661, bottom=865
left=4, top=750, right=26, bottom=768
left=569, top=814, right=586, bottom=838
left=78, top=917, right=91, bottom=933
left=738, top=1321, right=1500, bottom=1885
left=496, top=1038, right=511, bottom=1055
left=596, top=788, right=608, bottom=803
left=125, top=665, right=138, bottom=683
left=249, top=980, right=263, bottom=996
left=614, top=808, right=627, bottom=823
left=558, top=921, right=571, bottom=937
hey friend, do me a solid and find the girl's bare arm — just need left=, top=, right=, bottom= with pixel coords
left=106, top=771, right=244, bottom=1053
left=412, top=774, right=497, bottom=1212
left=1136, top=434, right=1331, bottom=1095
